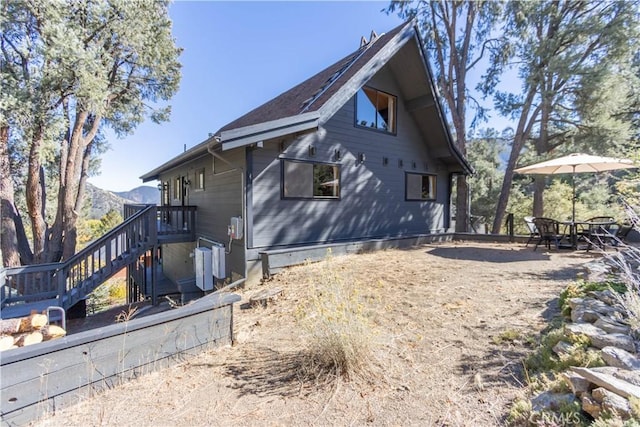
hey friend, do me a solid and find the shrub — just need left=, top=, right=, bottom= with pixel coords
left=559, top=280, right=627, bottom=318
left=507, top=398, right=532, bottom=425
left=605, top=203, right=640, bottom=337
left=87, top=278, right=127, bottom=314
left=608, top=248, right=640, bottom=336
left=296, top=252, right=377, bottom=383
left=525, top=326, right=604, bottom=374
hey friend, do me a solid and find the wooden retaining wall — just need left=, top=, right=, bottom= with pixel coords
left=0, top=292, right=240, bottom=426
left=260, top=233, right=528, bottom=277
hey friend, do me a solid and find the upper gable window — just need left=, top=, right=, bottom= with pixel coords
left=355, top=87, right=397, bottom=134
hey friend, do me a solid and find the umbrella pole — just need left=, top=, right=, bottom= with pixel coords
left=572, top=167, right=576, bottom=224
left=571, top=167, right=577, bottom=249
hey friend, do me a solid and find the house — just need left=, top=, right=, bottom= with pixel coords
left=139, top=20, right=472, bottom=289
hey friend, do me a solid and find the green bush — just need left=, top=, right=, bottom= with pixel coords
left=559, top=280, right=627, bottom=317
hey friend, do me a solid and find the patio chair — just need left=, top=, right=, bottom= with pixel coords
left=616, top=223, right=634, bottom=244
left=532, top=217, right=566, bottom=251
left=523, top=216, right=539, bottom=247
left=578, top=216, right=616, bottom=251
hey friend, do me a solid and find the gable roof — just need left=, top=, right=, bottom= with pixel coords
left=141, top=21, right=471, bottom=182
left=218, top=22, right=407, bottom=133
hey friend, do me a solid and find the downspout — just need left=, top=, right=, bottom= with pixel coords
left=207, top=139, right=248, bottom=287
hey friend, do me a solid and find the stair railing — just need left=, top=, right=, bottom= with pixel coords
left=1, top=205, right=158, bottom=313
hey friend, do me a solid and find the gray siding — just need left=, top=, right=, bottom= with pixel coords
left=251, top=65, right=450, bottom=249
left=158, top=151, right=246, bottom=280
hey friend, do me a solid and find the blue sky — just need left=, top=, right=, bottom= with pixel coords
left=88, top=1, right=507, bottom=192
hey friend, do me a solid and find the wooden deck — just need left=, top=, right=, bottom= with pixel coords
left=0, top=205, right=197, bottom=319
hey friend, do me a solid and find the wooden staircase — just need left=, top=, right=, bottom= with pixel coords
left=1, top=205, right=160, bottom=319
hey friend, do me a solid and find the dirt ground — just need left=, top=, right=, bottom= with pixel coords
left=36, top=241, right=603, bottom=426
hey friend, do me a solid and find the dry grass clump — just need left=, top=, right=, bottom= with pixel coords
left=607, top=204, right=640, bottom=336
left=295, top=251, right=379, bottom=383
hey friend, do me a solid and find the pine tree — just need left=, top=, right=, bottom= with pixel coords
left=1, top=0, right=181, bottom=266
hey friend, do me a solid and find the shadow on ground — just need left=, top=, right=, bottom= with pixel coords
left=221, top=346, right=306, bottom=398
left=425, top=246, right=553, bottom=263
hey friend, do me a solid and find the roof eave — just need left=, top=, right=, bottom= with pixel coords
left=219, top=112, right=320, bottom=151
left=139, top=138, right=214, bottom=182
left=410, top=24, right=473, bottom=175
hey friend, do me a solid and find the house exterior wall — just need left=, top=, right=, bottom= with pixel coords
left=249, top=65, right=451, bottom=250
left=158, top=151, right=246, bottom=283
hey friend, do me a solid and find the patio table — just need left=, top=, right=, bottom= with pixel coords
left=560, top=219, right=617, bottom=250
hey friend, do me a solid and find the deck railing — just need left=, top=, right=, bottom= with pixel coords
left=156, top=205, right=197, bottom=242
left=126, top=204, right=197, bottom=242
left=1, top=205, right=158, bottom=316
left=1, top=204, right=198, bottom=318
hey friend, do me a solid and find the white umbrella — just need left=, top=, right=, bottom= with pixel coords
left=514, top=153, right=637, bottom=223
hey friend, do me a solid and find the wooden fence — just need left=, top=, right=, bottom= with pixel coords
left=0, top=292, right=240, bottom=426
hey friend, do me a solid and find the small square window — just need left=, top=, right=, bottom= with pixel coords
left=282, top=160, right=340, bottom=199
left=406, top=173, right=436, bottom=201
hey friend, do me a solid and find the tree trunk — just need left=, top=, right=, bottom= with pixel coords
left=455, top=176, right=470, bottom=232
left=492, top=88, right=540, bottom=233
left=532, top=79, right=553, bottom=218
left=25, top=125, right=49, bottom=264
left=532, top=177, right=545, bottom=217
left=1, top=127, right=33, bottom=266
left=492, top=135, right=526, bottom=234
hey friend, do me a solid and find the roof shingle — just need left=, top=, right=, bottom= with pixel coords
left=217, top=21, right=410, bottom=134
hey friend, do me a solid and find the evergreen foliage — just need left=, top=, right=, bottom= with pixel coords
left=486, top=0, right=640, bottom=232
left=1, top=0, right=181, bottom=266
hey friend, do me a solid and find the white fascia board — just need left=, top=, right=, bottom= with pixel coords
left=220, top=112, right=320, bottom=151
left=140, top=138, right=214, bottom=182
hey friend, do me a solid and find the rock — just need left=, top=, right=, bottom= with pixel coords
left=552, top=340, right=573, bottom=355
left=594, top=317, right=631, bottom=335
left=565, top=323, right=606, bottom=340
left=571, top=308, right=601, bottom=323
left=531, top=391, right=577, bottom=412
left=590, top=333, right=636, bottom=353
left=571, top=297, right=623, bottom=321
left=592, top=367, right=640, bottom=387
left=562, top=371, right=592, bottom=397
left=571, top=367, right=640, bottom=399
left=568, top=297, right=585, bottom=311
left=601, top=347, right=640, bottom=370
left=581, top=393, right=602, bottom=419
left=249, top=287, right=284, bottom=308
left=588, top=289, right=619, bottom=306
left=592, top=387, right=631, bottom=420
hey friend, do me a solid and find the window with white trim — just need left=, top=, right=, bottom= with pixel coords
left=194, top=168, right=205, bottom=191
left=282, top=159, right=340, bottom=199
left=406, top=173, right=436, bottom=201
left=173, top=176, right=181, bottom=200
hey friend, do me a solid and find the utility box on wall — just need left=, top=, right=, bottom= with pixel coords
left=211, top=244, right=226, bottom=279
left=195, top=247, right=213, bottom=291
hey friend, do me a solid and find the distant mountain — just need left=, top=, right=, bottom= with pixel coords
left=114, top=186, right=159, bottom=205
left=84, top=184, right=159, bottom=220
left=84, top=183, right=132, bottom=219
